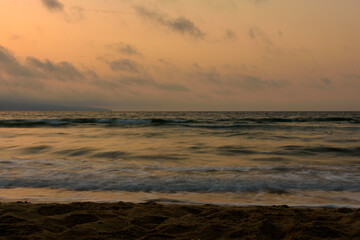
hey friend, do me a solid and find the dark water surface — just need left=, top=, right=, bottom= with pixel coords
left=0, top=111, right=359, bottom=207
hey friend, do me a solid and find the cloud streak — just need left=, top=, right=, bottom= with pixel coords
left=26, top=57, right=84, bottom=81
left=41, top=0, right=64, bottom=11
left=0, top=46, right=35, bottom=78
left=343, top=73, right=360, bottom=80
left=225, top=29, right=237, bottom=40
left=234, top=75, right=289, bottom=90
left=116, top=76, right=189, bottom=92
left=113, top=42, right=140, bottom=56
left=249, top=0, right=268, bottom=4
left=134, top=6, right=205, bottom=39
left=107, top=59, right=140, bottom=73
left=249, top=26, right=272, bottom=46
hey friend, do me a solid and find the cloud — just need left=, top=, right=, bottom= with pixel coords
left=64, top=6, right=85, bottom=22
left=189, top=64, right=288, bottom=90
left=104, top=59, right=189, bottom=92
left=158, top=58, right=176, bottom=67
left=113, top=42, right=140, bottom=56
left=0, top=46, right=35, bottom=78
left=117, top=76, right=189, bottom=92
left=0, top=45, right=86, bottom=83
left=234, top=75, right=288, bottom=90
left=191, top=66, right=222, bottom=83
left=321, top=77, right=332, bottom=85
left=0, top=46, right=44, bottom=90
left=169, top=17, right=205, bottom=38
left=134, top=6, right=205, bottom=39
left=249, top=0, right=268, bottom=4
left=302, top=77, right=335, bottom=90
left=0, top=47, right=112, bottom=109
left=156, top=82, right=189, bottom=91
left=41, top=0, right=84, bottom=22
left=26, top=57, right=83, bottom=81
left=107, top=59, right=140, bottom=73
left=189, top=63, right=288, bottom=90
left=10, top=35, right=21, bottom=41
left=225, top=29, right=237, bottom=40
left=41, top=0, right=64, bottom=11
left=343, top=73, right=360, bottom=80
left=1, top=44, right=191, bottom=111
left=249, top=26, right=272, bottom=45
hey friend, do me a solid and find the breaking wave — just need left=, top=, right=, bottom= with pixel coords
left=0, top=116, right=359, bottom=129
left=1, top=159, right=359, bottom=193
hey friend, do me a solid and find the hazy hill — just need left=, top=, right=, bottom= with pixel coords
left=0, top=101, right=111, bottom=111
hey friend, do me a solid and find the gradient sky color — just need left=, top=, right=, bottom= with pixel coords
left=0, top=0, right=359, bottom=110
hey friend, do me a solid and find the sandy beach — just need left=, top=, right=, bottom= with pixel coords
left=0, top=201, right=359, bottom=239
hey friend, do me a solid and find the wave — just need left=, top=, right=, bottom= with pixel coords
left=1, top=159, right=359, bottom=193
left=18, top=144, right=360, bottom=158
left=0, top=117, right=359, bottom=128
left=234, top=117, right=360, bottom=124
left=1, top=172, right=359, bottom=193
left=0, top=118, right=193, bottom=128
left=277, top=146, right=360, bottom=157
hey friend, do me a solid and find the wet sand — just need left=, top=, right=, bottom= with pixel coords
left=0, top=201, right=359, bottom=239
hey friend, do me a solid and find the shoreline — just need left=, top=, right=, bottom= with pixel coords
left=1, top=187, right=359, bottom=209
left=0, top=201, right=359, bottom=239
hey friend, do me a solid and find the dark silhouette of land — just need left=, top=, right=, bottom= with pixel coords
left=0, top=101, right=110, bottom=111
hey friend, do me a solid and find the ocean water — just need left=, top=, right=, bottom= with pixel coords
left=0, top=111, right=359, bottom=207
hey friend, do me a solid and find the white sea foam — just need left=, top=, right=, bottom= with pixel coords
left=1, top=158, right=359, bottom=194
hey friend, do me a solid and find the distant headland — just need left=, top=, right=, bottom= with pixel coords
left=0, top=101, right=111, bottom=111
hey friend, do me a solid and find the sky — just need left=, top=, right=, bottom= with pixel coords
left=0, top=0, right=360, bottom=111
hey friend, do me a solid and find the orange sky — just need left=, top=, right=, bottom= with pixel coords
left=0, top=0, right=359, bottom=110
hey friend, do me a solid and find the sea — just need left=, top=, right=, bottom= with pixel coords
left=0, top=111, right=359, bottom=207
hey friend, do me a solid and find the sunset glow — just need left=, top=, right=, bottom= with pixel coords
left=1, top=0, right=360, bottom=110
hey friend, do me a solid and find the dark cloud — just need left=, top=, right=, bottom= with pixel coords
left=249, top=26, right=272, bottom=45
left=113, top=42, right=140, bottom=56
left=41, top=0, right=64, bottom=11
left=0, top=45, right=86, bottom=83
left=0, top=46, right=35, bottom=78
left=26, top=57, right=83, bottom=81
left=321, top=77, right=332, bottom=85
left=225, top=29, right=237, bottom=40
left=169, top=17, right=204, bottom=38
left=249, top=0, right=268, bottom=4
left=0, top=47, right=44, bottom=90
left=156, top=82, right=189, bottom=91
left=108, top=59, right=140, bottom=73
left=1, top=45, right=190, bottom=111
left=41, top=0, right=85, bottom=22
left=134, top=6, right=205, bottom=39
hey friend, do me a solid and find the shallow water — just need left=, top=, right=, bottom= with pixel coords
left=0, top=111, right=359, bottom=207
